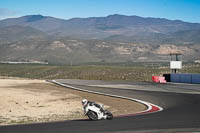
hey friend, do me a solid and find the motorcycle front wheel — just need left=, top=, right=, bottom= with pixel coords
left=87, top=111, right=98, bottom=120
left=105, top=111, right=113, bottom=120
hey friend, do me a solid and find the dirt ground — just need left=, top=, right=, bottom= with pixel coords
left=0, top=78, right=146, bottom=125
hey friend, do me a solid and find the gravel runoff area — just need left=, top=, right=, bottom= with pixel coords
left=0, top=78, right=147, bottom=125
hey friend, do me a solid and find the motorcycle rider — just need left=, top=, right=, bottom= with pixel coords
left=82, top=99, right=104, bottom=115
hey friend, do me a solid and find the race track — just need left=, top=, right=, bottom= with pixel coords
left=1, top=79, right=200, bottom=133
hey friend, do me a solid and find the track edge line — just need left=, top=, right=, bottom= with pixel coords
left=50, top=80, right=163, bottom=117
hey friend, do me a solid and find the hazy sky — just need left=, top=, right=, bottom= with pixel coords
left=0, top=0, right=199, bottom=22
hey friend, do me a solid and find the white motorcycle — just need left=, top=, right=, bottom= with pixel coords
left=84, top=103, right=113, bottom=120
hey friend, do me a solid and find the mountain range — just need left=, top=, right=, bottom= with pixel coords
left=1, top=14, right=200, bottom=41
left=0, top=14, right=200, bottom=64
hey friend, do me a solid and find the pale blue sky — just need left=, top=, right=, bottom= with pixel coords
left=0, top=0, right=200, bottom=22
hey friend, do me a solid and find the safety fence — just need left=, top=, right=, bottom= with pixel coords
left=163, top=74, right=200, bottom=84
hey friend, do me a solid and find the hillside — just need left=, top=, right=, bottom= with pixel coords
left=0, top=25, right=48, bottom=44
left=0, top=14, right=200, bottom=64
left=0, top=37, right=200, bottom=64
left=1, top=14, right=200, bottom=40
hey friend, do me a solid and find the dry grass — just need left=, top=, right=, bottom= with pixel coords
left=0, top=78, right=146, bottom=125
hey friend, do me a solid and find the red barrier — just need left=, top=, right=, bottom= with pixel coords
left=152, top=76, right=159, bottom=83
left=152, top=76, right=166, bottom=83
left=159, top=76, right=167, bottom=83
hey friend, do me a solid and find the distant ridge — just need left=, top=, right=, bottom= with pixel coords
left=0, top=14, right=200, bottom=64
left=0, top=14, right=200, bottom=39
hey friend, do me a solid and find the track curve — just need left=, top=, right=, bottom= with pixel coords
left=51, top=80, right=163, bottom=116
left=1, top=79, right=200, bottom=133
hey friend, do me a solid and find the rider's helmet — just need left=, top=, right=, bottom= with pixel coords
left=82, top=99, right=88, bottom=106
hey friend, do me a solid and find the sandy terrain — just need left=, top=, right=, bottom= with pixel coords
left=0, top=78, right=146, bottom=125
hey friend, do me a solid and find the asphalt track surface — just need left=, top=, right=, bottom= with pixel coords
left=1, top=79, right=200, bottom=133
